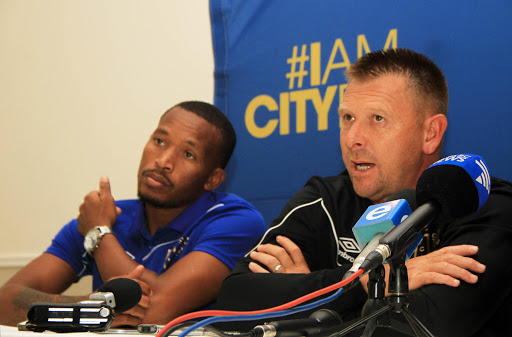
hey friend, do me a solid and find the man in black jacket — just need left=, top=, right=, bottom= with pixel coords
left=216, top=49, right=512, bottom=337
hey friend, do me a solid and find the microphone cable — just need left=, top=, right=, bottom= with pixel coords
left=157, top=269, right=363, bottom=337
left=162, top=322, right=254, bottom=337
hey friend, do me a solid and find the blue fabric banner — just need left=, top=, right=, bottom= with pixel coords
left=210, top=0, right=512, bottom=224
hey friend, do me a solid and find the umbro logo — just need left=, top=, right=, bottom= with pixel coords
left=475, top=159, right=491, bottom=194
left=337, top=237, right=359, bottom=265
left=338, top=237, right=360, bottom=254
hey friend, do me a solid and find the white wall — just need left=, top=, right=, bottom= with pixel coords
left=0, top=1, right=214, bottom=293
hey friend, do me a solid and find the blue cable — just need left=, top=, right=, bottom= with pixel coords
left=177, top=286, right=346, bottom=337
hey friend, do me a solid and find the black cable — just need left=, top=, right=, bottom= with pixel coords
left=202, top=324, right=254, bottom=337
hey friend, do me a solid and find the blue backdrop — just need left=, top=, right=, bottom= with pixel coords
left=210, top=1, right=512, bottom=225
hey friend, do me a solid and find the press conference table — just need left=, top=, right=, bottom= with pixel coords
left=0, top=325, right=213, bottom=337
left=0, top=325, right=140, bottom=337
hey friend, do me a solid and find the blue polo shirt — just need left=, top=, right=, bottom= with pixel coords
left=46, top=191, right=267, bottom=290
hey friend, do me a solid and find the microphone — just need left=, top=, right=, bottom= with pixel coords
left=251, top=309, right=342, bottom=337
left=25, top=278, right=142, bottom=332
left=93, top=277, right=142, bottom=313
left=360, top=154, right=491, bottom=273
left=353, top=188, right=418, bottom=257
left=343, top=189, right=419, bottom=279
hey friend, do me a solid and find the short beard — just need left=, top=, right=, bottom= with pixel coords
left=137, top=191, right=197, bottom=210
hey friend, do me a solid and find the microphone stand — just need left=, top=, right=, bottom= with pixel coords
left=359, top=264, right=391, bottom=336
left=330, top=253, right=434, bottom=337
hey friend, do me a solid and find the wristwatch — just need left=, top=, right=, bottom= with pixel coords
left=84, top=226, right=113, bottom=255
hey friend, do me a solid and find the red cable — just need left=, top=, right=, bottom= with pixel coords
left=156, top=269, right=363, bottom=337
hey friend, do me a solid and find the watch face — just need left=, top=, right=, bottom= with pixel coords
left=84, top=229, right=99, bottom=252
left=84, top=236, right=94, bottom=250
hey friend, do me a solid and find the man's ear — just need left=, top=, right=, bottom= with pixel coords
left=423, top=114, right=448, bottom=155
left=204, top=167, right=226, bottom=191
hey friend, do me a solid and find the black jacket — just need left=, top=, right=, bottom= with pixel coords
left=216, top=172, right=512, bottom=337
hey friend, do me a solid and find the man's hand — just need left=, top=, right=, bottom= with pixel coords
left=111, top=265, right=152, bottom=327
left=77, top=176, right=121, bottom=236
left=360, top=244, right=486, bottom=294
left=406, top=244, right=486, bottom=290
left=248, top=236, right=311, bottom=274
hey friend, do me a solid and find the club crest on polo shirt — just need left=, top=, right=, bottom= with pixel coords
left=163, top=235, right=190, bottom=270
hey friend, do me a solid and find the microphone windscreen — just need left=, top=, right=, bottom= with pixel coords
left=98, top=278, right=142, bottom=313
left=387, top=188, right=417, bottom=210
left=416, top=154, right=491, bottom=220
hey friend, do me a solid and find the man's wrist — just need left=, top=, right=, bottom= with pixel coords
left=84, top=226, right=114, bottom=255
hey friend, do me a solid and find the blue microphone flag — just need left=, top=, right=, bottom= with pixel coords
left=428, top=154, right=491, bottom=210
left=353, top=199, right=421, bottom=258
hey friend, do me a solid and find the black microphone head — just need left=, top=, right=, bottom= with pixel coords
left=97, top=278, right=142, bottom=313
left=386, top=188, right=417, bottom=211
left=416, top=162, right=480, bottom=220
left=309, top=309, right=342, bottom=327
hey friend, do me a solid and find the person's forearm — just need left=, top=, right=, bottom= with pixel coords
left=137, top=251, right=230, bottom=324
left=0, top=283, right=87, bottom=326
left=92, top=234, right=140, bottom=282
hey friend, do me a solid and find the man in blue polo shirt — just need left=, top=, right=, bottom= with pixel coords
left=0, top=101, right=267, bottom=327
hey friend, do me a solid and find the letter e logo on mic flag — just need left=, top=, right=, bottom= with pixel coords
left=353, top=199, right=420, bottom=258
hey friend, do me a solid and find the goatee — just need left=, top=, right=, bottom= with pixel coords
left=138, top=191, right=195, bottom=209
